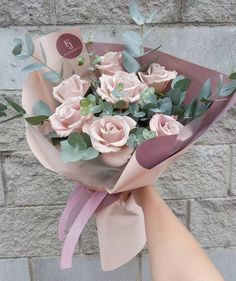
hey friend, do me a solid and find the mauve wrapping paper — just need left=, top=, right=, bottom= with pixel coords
left=21, top=28, right=236, bottom=271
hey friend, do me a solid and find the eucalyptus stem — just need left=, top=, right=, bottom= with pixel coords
left=22, top=48, right=63, bottom=80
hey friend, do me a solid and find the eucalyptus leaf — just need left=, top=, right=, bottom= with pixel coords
left=40, top=42, right=47, bottom=64
left=229, top=72, right=236, bottom=80
left=61, top=140, right=84, bottom=163
left=184, top=99, right=198, bottom=119
left=133, top=111, right=146, bottom=118
left=43, top=71, right=60, bottom=83
left=174, top=78, right=191, bottom=92
left=129, top=0, right=145, bottom=25
left=114, top=100, right=126, bottom=108
left=122, top=51, right=140, bottom=73
left=122, top=30, right=144, bottom=57
left=12, top=43, right=23, bottom=56
left=25, top=115, right=48, bottom=125
left=32, top=100, right=52, bottom=116
left=157, top=97, right=172, bottom=115
left=4, top=97, right=26, bottom=114
left=81, top=147, right=99, bottom=161
left=171, top=75, right=185, bottom=89
left=22, top=63, right=44, bottom=73
left=25, top=32, right=34, bottom=55
left=217, top=80, right=236, bottom=97
left=198, top=79, right=211, bottom=101
left=68, top=132, right=87, bottom=151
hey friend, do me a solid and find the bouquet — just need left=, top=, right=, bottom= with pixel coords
left=1, top=0, right=236, bottom=274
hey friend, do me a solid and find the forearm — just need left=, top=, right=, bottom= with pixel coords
left=134, top=186, right=224, bottom=281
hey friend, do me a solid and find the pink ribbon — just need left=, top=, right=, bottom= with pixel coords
left=59, top=183, right=108, bottom=269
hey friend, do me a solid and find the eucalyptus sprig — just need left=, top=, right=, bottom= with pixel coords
left=122, top=0, right=160, bottom=73
left=12, top=33, right=63, bottom=84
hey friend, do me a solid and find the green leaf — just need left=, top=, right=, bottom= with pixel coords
left=25, top=115, right=48, bottom=125
left=25, top=32, right=34, bottom=55
left=81, top=147, right=99, bottom=161
left=0, top=113, right=23, bottom=124
left=171, top=75, right=185, bottom=89
left=0, top=103, right=7, bottom=112
left=174, top=78, right=191, bottom=92
left=32, top=100, right=52, bottom=116
left=122, top=51, right=140, bottom=73
left=40, top=42, right=47, bottom=64
left=217, top=80, right=236, bottom=97
left=129, top=0, right=145, bottom=25
left=133, top=111, right=146, bottom=118
left=127, top=134, right=138, bottom=148
left=198, top=79, right=211, bottom=101
left=61, top=140, right=83, bottom=163
left=102, top=102, right=113, bottom=115
left=43, top=71, right=60, bottom=84
left=166, top=88, right=186, bottom=106
left=22, top=63, right=44, bottom=73
left=229, top=72, right=236, bottom=80
left=114, top=100, right=126, bottom=109
left=158, top=97, right=172, bottom=115
left=12, top=43, right=23, bottom=56
left=184, top=99, right=198, bottom=119
left=145, top=10, right=158, bottom=23
left=122, top=30, right=143, bottom=57
left=4, top=97, right=26, bottom=114
left=68, top=132, right=87, bottom=151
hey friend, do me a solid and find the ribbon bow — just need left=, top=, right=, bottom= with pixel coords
left=59, top=183, right=146, bottom=271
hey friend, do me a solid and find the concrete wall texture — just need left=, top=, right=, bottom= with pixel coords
left=0, top=1, right=236, bottom=280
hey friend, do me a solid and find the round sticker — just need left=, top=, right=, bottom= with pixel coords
left=56, top=33, right=83, bottom=59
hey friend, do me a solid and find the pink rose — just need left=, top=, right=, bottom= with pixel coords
left=97, top=71, right=147, bottom=106
left=96, top=52, right=124, bottom=75
left=49, top=97, right=92, bottom=137
left=149, top=114, right=183, bottom=136
left=83, top=115, right=136, bottom=167
left=138, top=63, right=177, bottom=92
left=52, top=74, right=90, bottom=103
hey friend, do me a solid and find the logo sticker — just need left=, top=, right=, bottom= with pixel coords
left=56, top=33, right=83, bottom=59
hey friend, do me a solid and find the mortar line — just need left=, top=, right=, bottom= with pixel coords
left=186, top=199, right=191, bottom=230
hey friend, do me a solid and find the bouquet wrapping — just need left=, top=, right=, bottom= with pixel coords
left=9, top=26, right=236, bottom=271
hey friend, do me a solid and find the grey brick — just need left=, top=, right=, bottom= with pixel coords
left=0, top=91, right=28, bottom=151
left=55, top=0, right=181, bottom=25
left=0, top=0, right=52, bottom=27
left=190, top=199, right=236, bottom=247
left=0, top=206, right=63, bottom=257
left=207, top=248, right=236, bottom=281
left=80, top=217, right=99, bottom=254
left=231, top=146, right=236, bottom=195
left=157, top=145, right=229, bottom=199
left=198, top=107, right=236, bottom=145
left=141, top=254, right=152, bottom=281
left=4, top=150, right=73, bottom=206
left=32, top=256, right=139, bottom=281
left=182, top=0, right=236, bottom=23
left=0, top=258, right=31, bottom=281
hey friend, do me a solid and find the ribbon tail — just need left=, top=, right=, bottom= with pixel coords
left=58, top=183, right=92, bottom=241
left=95, top=194, right=146, bottom=271
left=60, top=190, right=107, bottom=269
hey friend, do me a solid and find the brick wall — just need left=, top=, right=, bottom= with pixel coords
left=0, top=1, right=236, bottom=280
